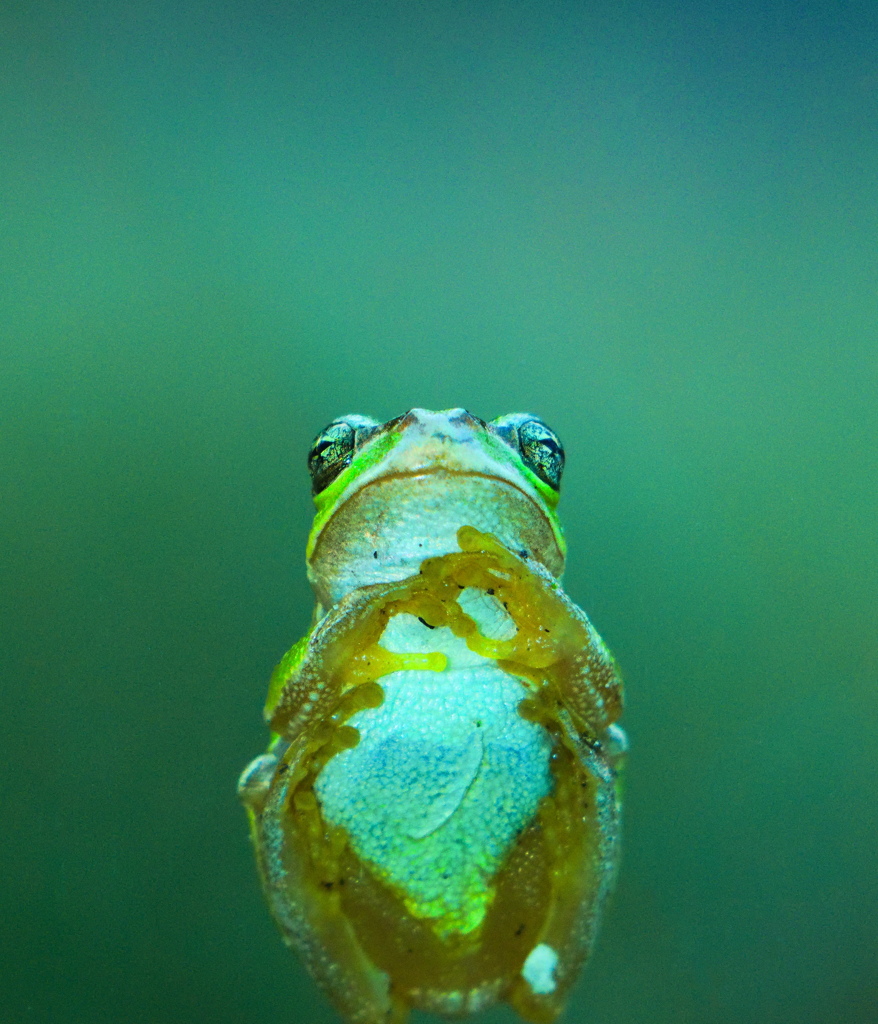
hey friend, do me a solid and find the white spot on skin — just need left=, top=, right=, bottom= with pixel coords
left=522, top=943, right=558, bottom=995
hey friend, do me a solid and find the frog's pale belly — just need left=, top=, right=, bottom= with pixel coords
left=314, top=614, right=553, bottom=935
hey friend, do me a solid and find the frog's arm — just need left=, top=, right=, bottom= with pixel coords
left=264, top=634, right=310, bottom=721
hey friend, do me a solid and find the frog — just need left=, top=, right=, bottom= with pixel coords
left=238, top=408, right=626, bottom=1024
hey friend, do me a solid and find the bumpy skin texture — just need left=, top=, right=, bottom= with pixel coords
left=238, top=410, right=625, bottom=1024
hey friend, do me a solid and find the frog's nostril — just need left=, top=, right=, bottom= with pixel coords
left=445, top=408, right=481, bottom=427
left=400, top=408, right=482, bottom=441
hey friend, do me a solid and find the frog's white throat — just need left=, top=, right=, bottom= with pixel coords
left=307, top=470, right=564, bottom=607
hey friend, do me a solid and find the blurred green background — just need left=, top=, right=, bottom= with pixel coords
left=2, top=1, right=877, bottom=1022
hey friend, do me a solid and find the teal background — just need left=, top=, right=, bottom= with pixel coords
left=2, top=2, right=877, bottom=1022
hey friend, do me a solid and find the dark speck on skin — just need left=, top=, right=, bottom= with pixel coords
left=417, top=616, right=435, bottom=630
left=373, top=550, right=378, bottom=559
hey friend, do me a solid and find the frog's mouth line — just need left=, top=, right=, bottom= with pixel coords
left=341, top=466, right=555, bottom=528
left=348, top=467, right=540, bottom=504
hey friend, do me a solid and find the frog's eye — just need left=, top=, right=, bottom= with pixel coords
left=519, top=419, right=565, bottom=490
left=490, top=413, right=565, bottom=491
left=307, top=415, right=380, bottom=494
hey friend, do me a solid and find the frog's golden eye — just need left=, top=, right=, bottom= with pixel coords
left=490, top=413, right=565, bottom=491
left=308, top=415, right=380, bottom=494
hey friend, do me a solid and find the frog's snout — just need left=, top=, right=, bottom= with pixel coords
left=395, top=407, right=485, bottom=444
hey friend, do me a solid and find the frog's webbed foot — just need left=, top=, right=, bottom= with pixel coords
left=237, top=739, right=287, bottom=816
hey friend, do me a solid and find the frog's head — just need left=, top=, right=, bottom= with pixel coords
left=305, top=408, right=567, bottom=607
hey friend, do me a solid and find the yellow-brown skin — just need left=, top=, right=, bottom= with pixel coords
left=239, top=526, right=625, bottom=1023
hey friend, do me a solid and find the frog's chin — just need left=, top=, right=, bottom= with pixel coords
left=307, top=469, right=565, bottom=609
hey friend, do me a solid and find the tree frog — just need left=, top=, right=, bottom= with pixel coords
left=238, top=408, right=626, bottom=1024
